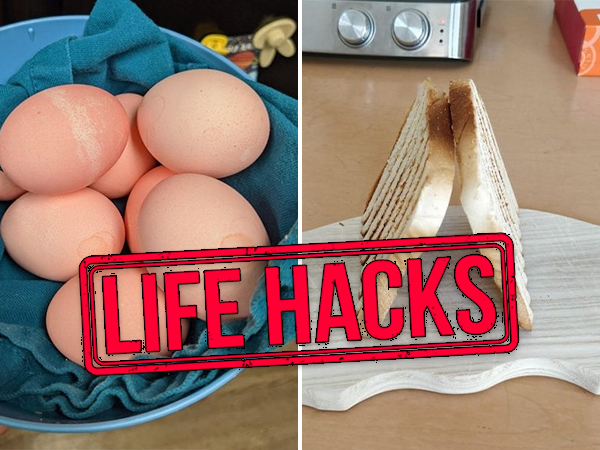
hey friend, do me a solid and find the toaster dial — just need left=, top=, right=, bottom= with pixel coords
left=392, top=9, right=430, bottom=49
left=337, top=9, right=374, bottom=47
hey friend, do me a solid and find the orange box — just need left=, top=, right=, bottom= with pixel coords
left=555, top=0, right=600, bottom=76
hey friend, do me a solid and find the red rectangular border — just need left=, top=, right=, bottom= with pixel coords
left=79, top=233, right=518, bottom=375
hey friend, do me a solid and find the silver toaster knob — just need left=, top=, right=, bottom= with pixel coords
left=337, top=9, right=373, bottom=47
left=392, top=9, right=430, bottom=49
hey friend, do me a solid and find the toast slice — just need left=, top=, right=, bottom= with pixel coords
left=449, top=79, right=533, bottom=330
left=357, top=80, right=455, bottom=336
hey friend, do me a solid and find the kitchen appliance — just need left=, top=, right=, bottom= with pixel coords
left=302, top=0, right=484, bottom=60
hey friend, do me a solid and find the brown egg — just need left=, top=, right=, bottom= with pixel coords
left=0, top=170, right=26, bottom=201
left=46, top=268, right=190, bottom=367
left=90, top=94, right=157, bottom=199
left=0, top=84, right=129, bottom=195
left=137, top=173, right=270, bottom=321
left=137, top=69, right=270, bottom=178
left=0, top=188, right=125, bottom=281
left=124, top=165, right=175, bottom=253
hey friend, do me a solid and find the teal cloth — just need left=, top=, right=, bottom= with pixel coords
left=0, top=0, right=298, bottom=420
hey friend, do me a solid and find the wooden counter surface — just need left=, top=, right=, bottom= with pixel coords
left=302, top=0, right=600, bottom=448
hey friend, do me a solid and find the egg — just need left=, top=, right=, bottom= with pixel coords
left=0, top=188, right=125, bottom=281
left=125, top=165, right=175, bottom=253
left=90, top=94, right=157, bottom=199
left=137, top=69, right=270, bottom=178
left=0, top=84, right=129, bottom=195
left=46, top=269, right=190, bottom=367
left=0, top=170, right=26, bottom=201
left=137, top=173, right=270, bottom=321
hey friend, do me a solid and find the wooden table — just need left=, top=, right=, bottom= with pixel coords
left=0, top=365, right=298, bottom=450
left=302, top=0, right=600, bottom=448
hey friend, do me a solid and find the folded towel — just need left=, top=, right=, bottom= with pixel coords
left=0, top=0, right=297, bottom=420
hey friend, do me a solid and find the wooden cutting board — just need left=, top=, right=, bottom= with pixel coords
left=302, top=207, right=600, bottom=411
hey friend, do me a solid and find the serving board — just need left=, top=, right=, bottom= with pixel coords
left=301, top=207, right=600, bottom=411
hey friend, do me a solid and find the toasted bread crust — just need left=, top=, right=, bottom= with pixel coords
left=358, top=81, right=456, bottom=335
left=447, top=80, right=472, bottom=145
left=449, top=79, right=533, bottom=330
left=403, top=82, right=455, bottom=240
left=427, top=87, right=455, bottom=149
left=448, top=80, right=479, bottom=194
left=364, top=81, right=455, bottom=210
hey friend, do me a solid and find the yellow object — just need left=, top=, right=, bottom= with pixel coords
left=201, top=34, right=230, bottom=56
left=253, top=18, right=297, bottom=68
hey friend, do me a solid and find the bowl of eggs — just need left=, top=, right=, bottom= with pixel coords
left=0, top=13, right=296, bottom=432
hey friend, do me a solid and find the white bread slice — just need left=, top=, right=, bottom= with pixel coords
left=449, top=79, right=533, bottom=330
left=357, top=80, right=455, bottom=336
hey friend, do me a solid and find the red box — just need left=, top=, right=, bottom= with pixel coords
left=80, top=233, right=518, bottom=375
left=555, top=0, right=600, bottom=76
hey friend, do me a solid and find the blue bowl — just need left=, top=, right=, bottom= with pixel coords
left=0, top=15, right=246, bottom=433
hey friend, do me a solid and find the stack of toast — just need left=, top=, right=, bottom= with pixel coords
left=358, top=79, right=533, bottom=334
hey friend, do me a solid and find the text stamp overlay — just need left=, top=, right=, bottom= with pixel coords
left=80, top=233, right=518, bottom=375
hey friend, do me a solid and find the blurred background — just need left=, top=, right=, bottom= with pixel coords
left=0, top=0, right=298, bottom=98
